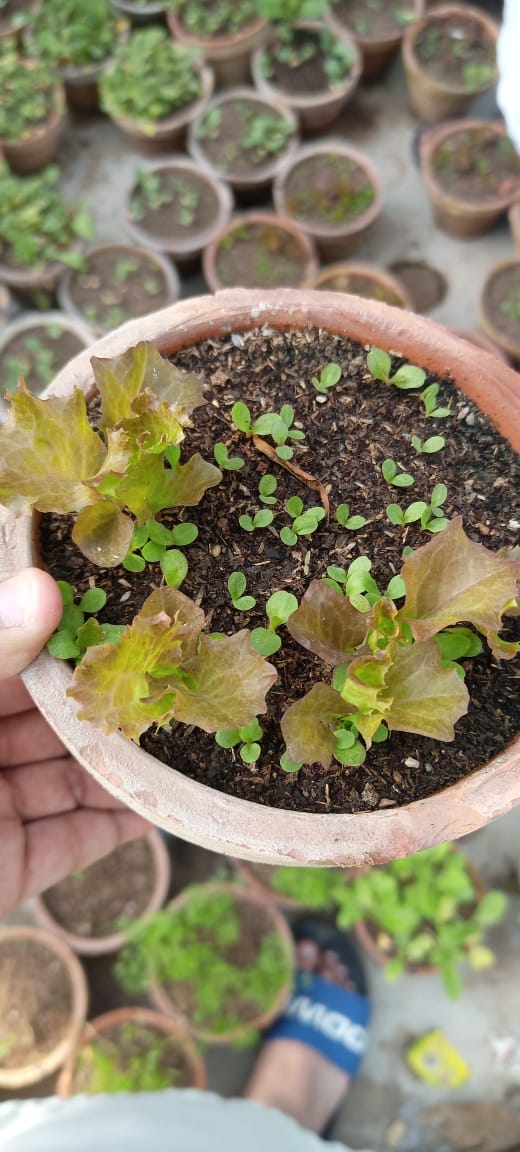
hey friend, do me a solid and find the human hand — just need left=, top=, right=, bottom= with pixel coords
left=0, top=568, right=149, bottom=919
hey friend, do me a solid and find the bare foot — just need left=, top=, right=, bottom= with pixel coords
left=245, top=936, right=358, bottom=1134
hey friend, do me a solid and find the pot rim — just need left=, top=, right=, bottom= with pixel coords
left=420, top=118, right=520, bottom=216
left=187, top=85, right=300, bottom=190
left=402, top=3, right=499, bottom=97
left=310, top=260, right=413, bottom=309
left=250, top=19, right=362, bottom=113
left=125, top=156, right=234, bottom=257
left=56, top=240, right=181, bottom=332
left=165, top=8, right=267, bottom=56
left=479, top=257, right=520, bottom=360
left=328, top=0, right=425, bottom=50
left=201, top=211, right=318, bottom=293
left=272, top=136, right=383, bottom=240
left=107, top=63, right=214, bottom=141
left=4, top=287, right=520, bottom=868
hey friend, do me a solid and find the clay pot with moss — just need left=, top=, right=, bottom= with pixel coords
left=202, top=212, right=318, bottom=292
left=420, top=119, right=520, bottom=237
left=273, top=139, right=382, bottom=261
left=1, top=289, right=520, bottom=870
left=311, top=262, right=412, bottom=309
left=402, top=4, right=499, bottom=123
left=479, top=259, right=520, bottom=364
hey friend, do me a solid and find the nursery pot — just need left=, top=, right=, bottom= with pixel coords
left=401, top=4, right=499, bottom=123
left=202, top=212, right=318, bottom=293
left=32, top=829, right=171, bottom=956
left=166, top=9, right=267, bottom=89
left=0, top=311, right=93, bottom=422
left=3, top=288, right=520, bottom=868
left=311, top=262, right=413, bottom=310
left=328, top=0, right=425, bottom=82
left=272, top=138, right=383, bottom=262
left=56, top=242, right=180, bottom=335
left=479, top=259, right=520, bottom=364
left=126, top=157, right=234, bottom=268
left=106, top=65, right=214, bottom=154
left=420, top=119, right=520, bottom=238
left=148, top=883, right=295, bottom=1044
left=0, top=925, right=88, bottom=1089
left=56, top=1006, right=206, bottom=1096
left=0, top=74, right=65, bottom=176
left=250, top=20, right=362, bottom=137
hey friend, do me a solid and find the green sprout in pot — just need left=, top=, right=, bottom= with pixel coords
left=258, top=0, right=357, bottom=87
left=27, top=0, right=121, bottom=70
left=115, top=886, right=293, bottom=1042
left=0, top=48, right=62, bottom=143
left=334, top=844, right=508, bottom=998
left=166, top=0, right=259, bottom=38
left=99, top=28, right=204, bottom=127
left=73, top=1024, right=188, bottom=1094
left=0, top=164, right=92, bottom=271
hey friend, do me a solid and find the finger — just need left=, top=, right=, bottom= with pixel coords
left=0, top=569, right=63, bottom=677
left=0, top=708, right=67, bottom=767
left=0, top=808, right=149, bottom=919
left=2, top=755, right=139, bottom=820
left=0, top=678, right=36, bottom=718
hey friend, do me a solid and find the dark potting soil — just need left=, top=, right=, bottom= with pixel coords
left=129, top=169, right=221, bottom=244
left=195, top=97, right=295, bottom=178
left=0, top=938, right=73, bottom=1070
left=263, top=29, right=339, bottom=96
left=67, top=248, right=171, bottom=332
left=481, top=263, right=520, bottom=347
left=333, top=0, right=414, bottom=39
left=73, top=1022, right=193, bottom=1092
left=215, top=223, right=311, bottom=288
left=414, top=13, right=496, bottom=87
left=318, top=270, right=405, bottom=307
left=432, top=127, right=520, bottom=202
left=40, top=327, right=520, bottom=816
left=282, top=153, right=375, bottom=226
left=41, top=837, right=156, bottom=939
left=1, top=324, right=85, bottom=398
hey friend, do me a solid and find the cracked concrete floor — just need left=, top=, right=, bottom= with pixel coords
left=2, top=21, right=520, bottom=1152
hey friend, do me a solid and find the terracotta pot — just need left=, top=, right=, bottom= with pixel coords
left=311, top=261, right=413, bottom=309
left=250, top=20, right=362, bottom=136
left=232, top=859, right=301, bottom=908
left=402, top=4, right=499, bottom=123
left=0, top=69, right=65, bottom=176
left=4, top=287, right=520, bottom=867
left=0, top=924, right=88, bottom=1089
left=328, top=0, right=425, bottom=82
left=56, top=1006, right=206, bottom=1097
left=273, top=138, right=383, bottom=262
left=187, top=86, right=299, bottom=203
left=148, top=883, right=295, bottom=1044
left=202, top=212, right=318, bottom=293
left=0, top=311, right=93, bottom=421
left=56, top=242, right=180, bottom=335
left=106, top=64, right=214, bottom=154
left=166, top=9, right=267, bottom=89
left=111, top=0, right=166, bottom=24
left=509, top=201, right=520, bottom=255
left=32, top=829, right=171, bottom=956
left=126, top=158, right=233, bottom=269
left=479, top=258, right=520, bottom=364
left=420, top=119, right=520, bottom=238
left=353, top=855, right=486, bottom=972
left=450, top=326, right=509, bottom=364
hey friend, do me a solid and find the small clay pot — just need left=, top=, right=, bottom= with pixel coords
left=420, top=119, right=520, bottom=237
left=311, top=261, right=413, bottom=309
left=0, top=925, right=88, bottom=1089
left=56, top=242, right=180, bottom=335
left=148, top=883, right=295, bottom=1044
left=166, top=9, right=267, bottom=89
left=126, top=157, right=234, bottom=268
left=273, top=138, right=383, bottom=262
left=202, top=210, right=318, bottom=293
left=328, top=0, right=425, bottom=82
left=479, top=258, right=520, bottom=364
left=32, top=830, right=171, bottom=956
left=450, top=327, right=509, bottom=364
left=250, top=20, right=362, bottom=136
left=106, top=64, right=214, bottom=154
left=0, top=311, right=93, bottom=421
left=402, top=4, right=499, bottom=123
left=0, top=71, right=65, bottom=176
left=56, top=1006, right=206, bottom=1097
left=187, top=86, right=299, bottom=203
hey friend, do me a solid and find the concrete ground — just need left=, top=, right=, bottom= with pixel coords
left=3, top=16, right=520, bottom=1150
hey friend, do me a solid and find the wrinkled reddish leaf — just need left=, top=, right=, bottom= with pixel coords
left=159, top=453, right=222, bottom=507
left=385, top=638, right=469, bottom=740
left=72, top=501, right=134, bottom=567
left=172, top=631, right=277, bottom=732
left=140, top=587, right=205, bottom=666
left=287, top=580, right=368, bottom=666
left=92, top=342, right=205, bottom=431
left=281, top=683, right=354, bottom=769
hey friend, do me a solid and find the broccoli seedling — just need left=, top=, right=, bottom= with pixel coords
left=228, top=571, right=256, bottom=612
left=367, top=347, right=427, bottom=390
left=250, top=590, right=298, bottom=655
left=335, top=503, right=368, bottom=530
left=215, top=718, right=263, bottom=763
left=213, top=442, right=245, bottom=471
left=381, top=458, right=415, bottom=488
left=386, top=483, right=449, bottom=533
left=312, top=362, right=342, bottom=394
left=280, top=497, right=326, bottom=546
left=420, top=382, right=451, bottom=418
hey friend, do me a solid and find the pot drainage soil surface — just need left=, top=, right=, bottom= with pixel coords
left=41, top=837, right=157, bottom=939
left=40, top=326, right=520, bottom=816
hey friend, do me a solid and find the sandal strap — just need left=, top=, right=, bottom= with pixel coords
left=265, top=972, right=370, bottom=1079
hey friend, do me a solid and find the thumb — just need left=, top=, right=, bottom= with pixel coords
left=0, top=569, right=63, bottom=677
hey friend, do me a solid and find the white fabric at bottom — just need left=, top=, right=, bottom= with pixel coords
left=0, top=1090, right=373, bottom=1152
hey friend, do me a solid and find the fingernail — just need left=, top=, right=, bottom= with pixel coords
left=0, top=576, right=27, bottom=627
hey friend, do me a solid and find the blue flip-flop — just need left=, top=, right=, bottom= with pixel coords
left=265, top=915, right=370, bottom=1131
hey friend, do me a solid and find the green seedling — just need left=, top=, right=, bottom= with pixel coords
left=381, top=458, right=415, bottom=487
left=420, top=382, right=451, bottom=419
left=228, top=571, right=256, bottom=612
left=239, top=509, right=274, bottom=532
left=213, top=442, right=245, bottom=471
left=123, top=519, right=198, bottom=577
left=231, top=402, right=305, bottom=461
left=250, top=589, right=298, bottom=655
left=323, top=556, right=405, bottom=611
left=367, top=347, right=426, bottom=390
left=99, top=28, right=203, bottom=125
left=47, top=581, right=124, bottom=662
left=386, top=483, right=449, bottom=533
left=114, top=259, right=138, bottom=284
left=411, top=434, right=445, bottom=454
left=335, top=503, right=367, bottom=530
left=280, top=498, right=326, bottom=547
left=312, top=362, right=342, bottom=394
left=215, top=717, right=264, bottom=764
left=258, top=474, right=278, bottom=505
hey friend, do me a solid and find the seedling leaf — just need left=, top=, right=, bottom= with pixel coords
left=288, top=580, right=368, bottom=665
left=172, top=632, right=277, bottom=732
left=281, top=683, right=353, bottom=769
